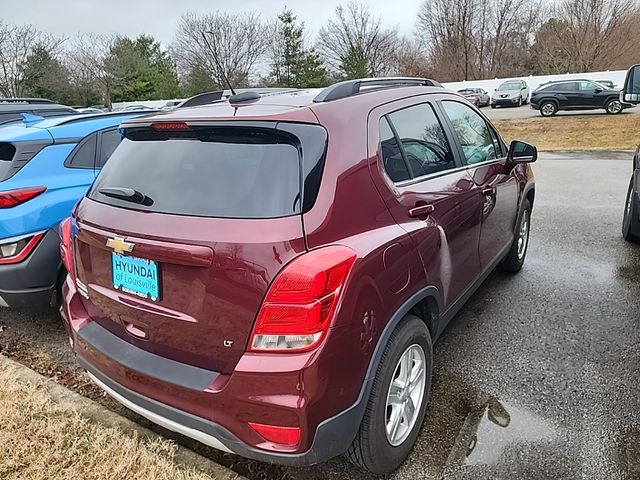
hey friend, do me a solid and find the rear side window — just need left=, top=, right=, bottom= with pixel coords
left=67, top=133, right=97, bottom=168
left=387, top=103, right=454, bottom=178
left=88, top=124, right=327, bottom=219
left=97, top=129, right=121, bottom=168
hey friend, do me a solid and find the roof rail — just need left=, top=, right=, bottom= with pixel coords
left=0, top=97, right=55, bottom=104
left=313, top=77, right=443, bottom=103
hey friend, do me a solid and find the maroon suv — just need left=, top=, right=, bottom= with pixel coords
left=59, top=78, right=536, bottom=475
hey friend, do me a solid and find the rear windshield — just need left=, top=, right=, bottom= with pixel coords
left=88, top=123, right=327, bottom=219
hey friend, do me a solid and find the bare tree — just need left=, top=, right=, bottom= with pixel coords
left=532, top=0, right=640, bottom=73
left=0, top=22, right=63, bottom=97
left=66, top=33, right=119, bottom=108
left=394, top=37, right=434, bottom=78
left=417, top=0, right=543, bottom=81
left=317, top=2, right=399, bottom=78
left=172, top=11, right=268, bottom=89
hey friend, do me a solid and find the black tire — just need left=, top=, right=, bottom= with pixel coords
left=623, top=176, right=640, bottom=242
left=517, top=96, right=522, bottom=107
left=540, top=101, right=557, bottom=117
left=475, top=98, right=480, bottom=107
left=491, top=104, right=496, bottom=109
left=605, top=98, right=623, bottom=115
left=346, top=315, right=433, bottom=475
left=498, top=198, right=531, bottom=273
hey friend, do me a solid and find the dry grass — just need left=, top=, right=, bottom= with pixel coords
left=494, top=113, right=640, bottom=151
left=0, top=364, right=217, bottom=480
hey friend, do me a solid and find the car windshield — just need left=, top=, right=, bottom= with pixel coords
left=498, top=82, right=522, bottom=91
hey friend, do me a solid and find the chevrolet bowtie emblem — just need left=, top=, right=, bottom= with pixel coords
left=106, top=237, right=135, bottom=255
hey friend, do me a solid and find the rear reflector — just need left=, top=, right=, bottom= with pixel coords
left=248, top=422, right=301, bottom=446
left=0, top=186, right=46, bottom=208
left=59, top=217, right=75, bottom=284
left=249, top=245, right=357, bottom=353
left=0, top=232, right=45, bottom=264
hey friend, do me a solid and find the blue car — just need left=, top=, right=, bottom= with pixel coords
left=0, top=111, right=154, bottom=309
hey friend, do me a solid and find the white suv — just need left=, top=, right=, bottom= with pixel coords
left=491, top=80, right=530, bottom=108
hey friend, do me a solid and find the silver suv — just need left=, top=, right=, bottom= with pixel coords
left=491, top=80, right=530, bottom=108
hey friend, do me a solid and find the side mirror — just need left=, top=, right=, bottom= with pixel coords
left=622, top=64, right=640, bottom=104
left=507, top=140, right=537, bottom=163
left=521, top=86, right=526, bottom=90
left=594, top=88, right=603, bottom=94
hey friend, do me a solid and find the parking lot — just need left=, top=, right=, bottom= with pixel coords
left=483, top=104, right=640, bottom=120
left=2, top=151, right=639, bottom=479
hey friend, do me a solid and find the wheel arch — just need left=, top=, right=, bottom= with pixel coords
left=360, top=285, right=441, bottom=400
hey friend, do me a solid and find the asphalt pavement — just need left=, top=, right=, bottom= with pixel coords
left=1, top=152, right=639, bottom=479
left=482, top=103, right=640, bottom=120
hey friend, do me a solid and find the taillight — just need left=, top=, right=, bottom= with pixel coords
left=248, top=422, right=301, bottom=446
left=59, top=217, right=75, bottom=280
left=0, top=232, right=45, bottom=264
left=0, top=186, right=46, bottom=208
left=249, top=245, right=357, bottom=353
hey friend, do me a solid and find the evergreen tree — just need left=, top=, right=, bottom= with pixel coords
left=268, top=9, right=328, bottom=88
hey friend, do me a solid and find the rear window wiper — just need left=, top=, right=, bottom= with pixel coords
left=98, top=187, right=153, bottom=206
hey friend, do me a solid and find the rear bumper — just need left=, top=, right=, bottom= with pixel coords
left=0, top=229, right=61, bottom=309
left=59, top=277, right=365, bottom=466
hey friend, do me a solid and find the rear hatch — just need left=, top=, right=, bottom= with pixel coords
left=74, top=121, right=327, bottom=374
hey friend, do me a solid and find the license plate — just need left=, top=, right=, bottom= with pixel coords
left=111, top=253, right=160, bottom=301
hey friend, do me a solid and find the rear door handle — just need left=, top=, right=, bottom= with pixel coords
left=482, top=187, right=496, bottom=195
left=409, top=204, right=435, bottom=217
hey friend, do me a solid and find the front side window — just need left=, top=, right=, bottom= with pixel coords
left=442, top=101, right=499, bottom=165
left=387, top=103, right=454, bottom=178
left=579, top=81, right=598, bottom=91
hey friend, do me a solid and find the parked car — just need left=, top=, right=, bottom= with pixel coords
left=530, top=80, right=627, bottom=116
left=0, top=110, right=154, bottom=309
left=457, top=88, right=491, bottom=107
left=0, top=98, right=78, bottom=124
left=75, top=107, right=105, bottom=114
left=491, top=80, right=529, bottom=108
left=622, top=64, right=640, bottom=242
left=59, top=77, right=536, bottom=475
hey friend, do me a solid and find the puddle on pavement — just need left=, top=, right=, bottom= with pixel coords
left=394, top=373, right=561, bottom=478
left=445, top=398, right=559, bottom=467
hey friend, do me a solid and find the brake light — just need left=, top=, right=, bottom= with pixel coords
left=0, top=232, right=45, bottom=265
left=0, top=186, right=46, bottom=208
left=150, top=122, right=190, bottom=130
left=249, top=245, right=357, bottom=352
left=248, top=422, right=301, bottom=446
left=59, top=217, right=75, bottom=281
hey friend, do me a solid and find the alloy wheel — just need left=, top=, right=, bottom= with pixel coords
left=517, top=209, right=530, bottom=260
left=541, top=103, right=556, bottom=116
left=385, top=344, right=426, bottom=447
left=607, top=100, right=622, bottom=114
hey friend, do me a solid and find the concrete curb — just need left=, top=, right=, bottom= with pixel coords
left=0, top=354, right=245, bottom=480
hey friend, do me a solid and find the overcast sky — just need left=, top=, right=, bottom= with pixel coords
left=0, top=0, right=421, bottom=46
